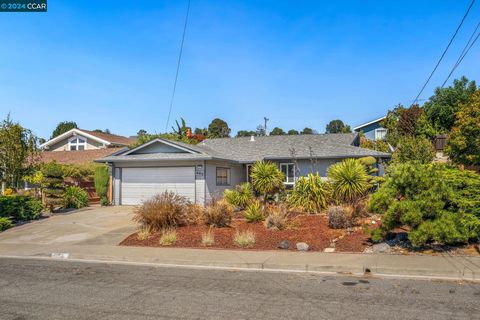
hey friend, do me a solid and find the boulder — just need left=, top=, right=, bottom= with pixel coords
left=323, top=247, right=335, bottom=253
left=277, top=240, right=291, bottom=250
left=372, top=242, right=391, bottom=254
left=296, top=242, right=309, bottom=251
left=395, top=232, right=409, bottom=242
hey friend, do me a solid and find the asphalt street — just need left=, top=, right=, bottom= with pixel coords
left=0, top=258, right=479, bottom=320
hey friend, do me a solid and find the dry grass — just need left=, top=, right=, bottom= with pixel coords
left=233, top=230, right=256, bottom=248
left=136, top=227, right=153, bottom=241
left=264, top=205, right=289, bottom=230
left=204, top=199, right=233, bottom=227
left=159, top=228, right=177, bottom=246
left=201, top=229, right=215, bottom=246
left=133, top=191, right=207, bottom=232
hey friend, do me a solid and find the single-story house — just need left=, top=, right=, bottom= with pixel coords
left=354, top=116, right=387, bottom=141
left=96, top=133, right=391, bottom=206
left=39, top=128, right=136, bottom=164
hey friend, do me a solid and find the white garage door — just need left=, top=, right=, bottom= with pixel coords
left=121, top=167, right=195, bottom=205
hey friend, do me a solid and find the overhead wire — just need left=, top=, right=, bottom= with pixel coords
left=411, top=0, right=475, bottom=105
left=165, top=0, right=191, bottom=132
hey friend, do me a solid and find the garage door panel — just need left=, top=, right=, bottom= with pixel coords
left=121, top=167, right=195, bottom=205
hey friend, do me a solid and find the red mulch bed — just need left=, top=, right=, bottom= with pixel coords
left=120, top=215, right=374, bottom=252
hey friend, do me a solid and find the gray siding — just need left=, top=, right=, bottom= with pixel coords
left=357, top=122, right=384, bottom=140
left=132, top=143, right=188, bottom=154
left=205, top=160, right=244, bottom=203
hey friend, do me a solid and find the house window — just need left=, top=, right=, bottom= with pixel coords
left=68, top=137, right=86, bottom=151
left=375, top=128, right=387, bottom=140
left=280, top=163, right=295, bottom=184
left=216, top=167, right=231, bottom=186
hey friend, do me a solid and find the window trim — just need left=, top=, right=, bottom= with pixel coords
left=374, top=128, right=387, bottom=140
left=280, top=163, right=295, bottom=185
left=68, top=136, right=87, bottom=151
left=216, top=167, right=231, bottom=186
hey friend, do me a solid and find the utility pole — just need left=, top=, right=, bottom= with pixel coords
left=264, top=117, right=269, bottom=136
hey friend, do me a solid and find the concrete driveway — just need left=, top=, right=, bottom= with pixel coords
left=0, top=206, right=136, bottom=247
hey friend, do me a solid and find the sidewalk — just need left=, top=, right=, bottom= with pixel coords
left=0, top=206, right=478, bottom=281
left=0, top=242, right=478, bottom=281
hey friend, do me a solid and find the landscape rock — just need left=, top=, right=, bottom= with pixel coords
left=372, top=242, right=392, bottom=254
left=323, top=247, right=335, bottom=253
left=277, top=240, right=291, bottom=250
left=296, top=242, right=309, bottom=251
left=395, top=232, right=409, bottom=242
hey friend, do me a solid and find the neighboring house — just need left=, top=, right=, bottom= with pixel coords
left=38, top=128, right=135, bottom=164
left=97, top=133, right=391, bottom=206
left=354, top=116, right=387, bottom=141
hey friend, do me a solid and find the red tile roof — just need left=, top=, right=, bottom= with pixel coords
left=38, top=148, right=125, bottom=165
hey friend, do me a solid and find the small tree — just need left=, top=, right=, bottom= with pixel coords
left=208, top=118, right=231, bottom=138
left=325, top=120, right=351, bottom=133
left=251, top=161, right=285, bottom=202
left=236, top=130, right=256, bottom=137
left=287, top=129, right=299, bottom=135
left=41, top=162, right=65, bottom=212
left=301, top=127, right=314, bottom=135
left=51, top=121, right=77, bottom=139
left=269, top=127, right=286, bottom=135
left=445, top=90, right=480, bottom=166
left=94, top=166, right=110, bottom=205
left=0, top=115, right=38, bottom=191
left=392, top=136, right=435, bottom=164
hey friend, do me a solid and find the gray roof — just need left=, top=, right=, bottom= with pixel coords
left=99, top=153, right=213, bottom=162
left=199, top=133, right=390, bottom=162
left=97, top=133, right=391, bottom=163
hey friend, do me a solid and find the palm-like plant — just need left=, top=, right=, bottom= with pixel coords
left=327, top=158, right=370, bottom=203
left=288, top=173, right=332, bottom=213
left=223, top=182, right=254, bottom=209
left=251, top=161, right=285, bottom=202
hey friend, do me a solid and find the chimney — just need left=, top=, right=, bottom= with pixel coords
left=250, top=135, right=255, bottom=142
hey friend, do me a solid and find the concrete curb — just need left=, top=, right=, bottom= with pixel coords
left=0, top=251, right=477, bottom=282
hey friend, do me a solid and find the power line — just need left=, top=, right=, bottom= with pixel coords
left=412, top=0, right=475, bottom=105
left=441, top=21, right=480, bottom=88
left=165, top=0, right=191, bottom=132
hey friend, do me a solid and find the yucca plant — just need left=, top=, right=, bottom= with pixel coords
left=223, top=182, right=254, bottom=209
left=251, top=161, right=285, bottom=202
left=327, top=158, right=370, bottom=203
left=244, top=200, right=264, bottom=222
left=288, top=173, right=331, bottom=213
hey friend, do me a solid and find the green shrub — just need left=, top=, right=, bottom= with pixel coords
left=94, top=165, right=109, bottom=205
left=223, top=182, right=254, bottom=208
left=288, top=173, right=331, bottom=213
left=392, top=136, right=435, bottom=164
left=244, top=200, right=264, bottom=222
left=132, top=191, right=190, bottom=232
left=41, top=161, right=65, bottom=212
left=204, top=199, right=233, bottom=227
left=0, top=195, right=43, bottom=221
left=368, top=162, right=480, bottom=246
left=63, top=186, right=89, bottom=209
left=62, top=163, right=97, bottom=180
left=251, top=161, right=285, bottom=202
left=327, top=158, right=370, bottom=203
left=0, top=217, right=13, bottom=232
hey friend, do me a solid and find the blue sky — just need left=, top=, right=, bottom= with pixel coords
left=1, top=0, right=479, bottom=139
